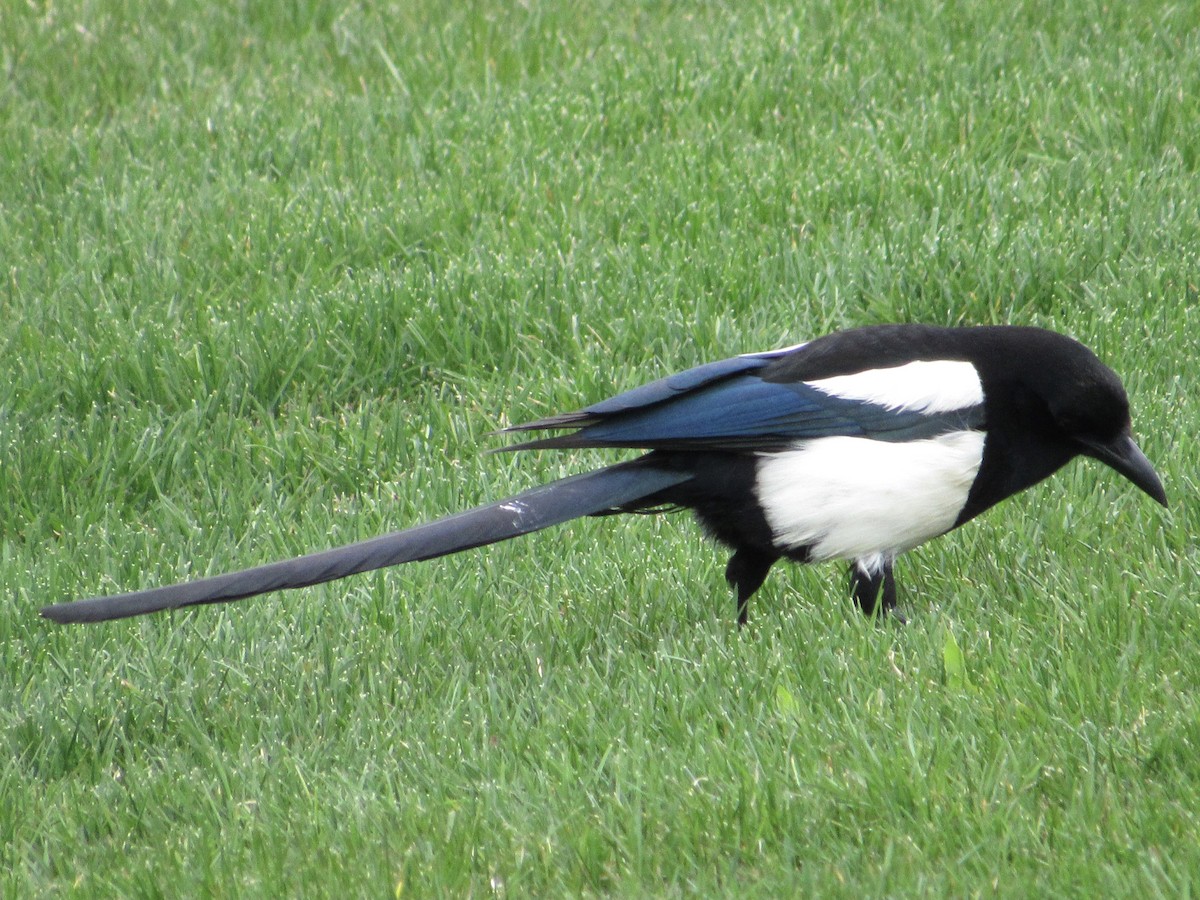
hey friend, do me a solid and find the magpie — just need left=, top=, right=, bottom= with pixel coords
left=40, top=324, right=1166, bottom=626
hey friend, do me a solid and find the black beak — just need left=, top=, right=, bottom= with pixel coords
left=1080, top=432, right=1168, bottom=507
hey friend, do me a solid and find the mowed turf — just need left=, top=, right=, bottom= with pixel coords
left=2, top=0, right=1198, bottom=895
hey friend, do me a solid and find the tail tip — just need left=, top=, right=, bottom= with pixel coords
left=39, top=604, right=69, bottom=624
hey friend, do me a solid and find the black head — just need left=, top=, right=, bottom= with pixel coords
left=1049, top=377, right=1167, bottom=509
left=996, top=328, right=1167, bottom=508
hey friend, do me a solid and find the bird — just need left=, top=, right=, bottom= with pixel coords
left=40, top=324, right=1167, bottom=626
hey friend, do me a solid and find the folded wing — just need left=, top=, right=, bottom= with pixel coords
left=503, top=351, right=984, bottom=452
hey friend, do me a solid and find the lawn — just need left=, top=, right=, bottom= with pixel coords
left=2, top=0, right=1198, bottom=895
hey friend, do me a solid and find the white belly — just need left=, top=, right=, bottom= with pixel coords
left=754, top=431, right=986, bottom=562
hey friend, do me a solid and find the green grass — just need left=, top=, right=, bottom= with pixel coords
left=3, top=0, right=1198, bottom=894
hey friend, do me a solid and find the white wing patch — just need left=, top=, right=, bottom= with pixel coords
left=755, top=430, right=985, bottom=562
left=739, top=341, right=810, bottom=359
left=805, top=360, right=983, bottom=414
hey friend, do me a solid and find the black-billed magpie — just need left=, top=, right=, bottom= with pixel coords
left=41, top=324, right=1167, bottom=626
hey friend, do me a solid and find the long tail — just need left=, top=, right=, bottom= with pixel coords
left=40, top=459, right=691, bottom=624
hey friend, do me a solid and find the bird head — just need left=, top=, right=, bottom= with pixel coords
left=1037, top=340, right=1168, bottom=508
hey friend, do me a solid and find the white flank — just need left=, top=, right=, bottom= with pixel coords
left=805, top=360, right=983, bottom=413
left=755, top=431, right=986, bottom=562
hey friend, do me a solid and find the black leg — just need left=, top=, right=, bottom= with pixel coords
left=725, top=547, right=777, bottom=626
left=849, top=558, right=901, bottom=620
